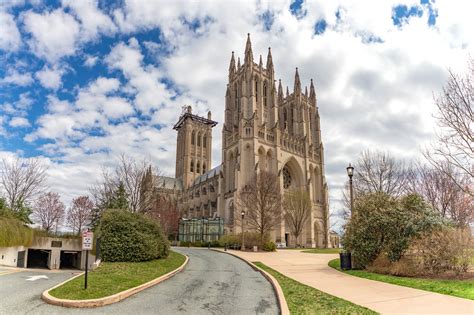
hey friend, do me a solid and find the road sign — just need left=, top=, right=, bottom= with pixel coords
left=82, top=231, right=93, bottom=250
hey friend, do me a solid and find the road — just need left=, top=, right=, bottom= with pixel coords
left=0, top=248, right=279, bottom=314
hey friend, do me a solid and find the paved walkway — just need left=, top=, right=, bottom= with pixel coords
left=226, top=249, right=474, bottom=315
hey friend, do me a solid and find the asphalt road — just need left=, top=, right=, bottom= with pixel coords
left=1, top=248, right=279, bottom=314
left=0, top=267, right=81, bottom=314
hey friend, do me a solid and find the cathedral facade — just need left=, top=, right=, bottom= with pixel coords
left=170, top=34, right=329, bottom=248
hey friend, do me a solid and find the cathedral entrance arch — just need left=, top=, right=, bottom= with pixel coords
left=281, top=157, right=304, bottom=190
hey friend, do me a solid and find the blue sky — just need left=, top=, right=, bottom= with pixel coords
left=0, top=0, right=472, bottom=222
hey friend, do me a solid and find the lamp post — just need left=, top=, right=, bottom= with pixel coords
left=241, top=210, right=245, bottom=251
left=346, top=163, right=354, bottom=217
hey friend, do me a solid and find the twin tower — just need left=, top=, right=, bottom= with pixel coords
left=173, top=34, right=329, bottom=248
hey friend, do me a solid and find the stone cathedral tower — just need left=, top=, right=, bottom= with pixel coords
left=218, top=34, right=329, bottom=247
left=173, top=34, right=329, bottom=248
left=173, top=106, right=217, bottom=189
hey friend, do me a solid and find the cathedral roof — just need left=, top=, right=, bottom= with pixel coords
left=155, top=176, right=183, bottom=190
left=192, top=165, right=221, bottom=186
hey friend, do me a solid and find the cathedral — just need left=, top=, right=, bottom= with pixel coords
left=164, top=34, right=329, bottom=248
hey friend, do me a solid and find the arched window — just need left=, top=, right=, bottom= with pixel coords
left=197, top=161, right=201, bottom=173
left=191, top=130, right=195, bottom=145
left=202, top=162, right=206, bottom=173
left=234, top=85, right=238, bottom=109
left=202, top=187, right=207, bottom=195
left=203, top=136, right=207, bottom=148
left=197, top=133, right=201, bottom=146
left=190, top=160, right=194, bottom=172
left=283, top=108, right=288, bottom=129
left=263, top=82, right=267, bottom=107
left=255, top=79, right=258, bottom=101
left=209, top=184, right=215, bottom=192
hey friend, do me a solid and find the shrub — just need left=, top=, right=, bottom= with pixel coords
left=98, top=209, right=169, bottom=262
left=262, top=241, right=276, bottom=252
left=342, top=193, right=444, bottom=268
left=409, top=227, right=472, bottom=275
left=218, top=234, right=240, bottom=247
left=0, top=216, right=34, bottom=247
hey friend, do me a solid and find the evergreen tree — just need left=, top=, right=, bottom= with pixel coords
left=107, top=182, right=129, bottom=210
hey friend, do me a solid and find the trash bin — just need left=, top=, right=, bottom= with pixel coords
left=339, top=252, right=352, bottom=270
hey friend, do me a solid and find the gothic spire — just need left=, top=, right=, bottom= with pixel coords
left=259, top=54, right=263, bottom=68
left=237, top=57, right=241, bottom=69
left=286, top=86, right=289, bottom=97
left=244, top=33, right=253, bottom=64
left=229, top=51, right=236, bottom=78
left=266, top=47, right=274, bottom=75
left=294, top=67, right=301, bottom=94
left=310, top=78, right=316, bottom=105
left=278, top=79, right=283, bottom=100
left=305, top=86, right=308, bottom=97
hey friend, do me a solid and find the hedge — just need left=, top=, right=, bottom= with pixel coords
left=98, top=209, right=170, bottom=262
left=0, top=216, right=34, bottom=247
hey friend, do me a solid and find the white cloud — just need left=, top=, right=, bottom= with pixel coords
left=106, top=38, right=173, bottom=114
left=23, top=9, right=80, bottom=62
left=0, top=69, right=33, bottom=86
left=0, top=11, right=21, bottom=51
left=84, top=55, right=98, bottom=67
left=62, top=0, right=116, bottom=41
left=9, top=116, right=30, bottom=128
left=35, top=66, right=64, bottom=90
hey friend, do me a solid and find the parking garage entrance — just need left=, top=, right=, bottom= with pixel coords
left=60, top=251, right=81, bottom=269
left=27, top=249, right=51, bottom=269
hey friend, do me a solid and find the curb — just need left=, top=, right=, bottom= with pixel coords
left=212, top=249, right=290, bottom=315
left=41, top=254, right=189, bottom=308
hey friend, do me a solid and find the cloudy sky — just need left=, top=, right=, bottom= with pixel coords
left=0, top=0, right=472, bottom=220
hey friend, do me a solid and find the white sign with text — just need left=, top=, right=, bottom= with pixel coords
left=82, top=231, right=93, bottom=250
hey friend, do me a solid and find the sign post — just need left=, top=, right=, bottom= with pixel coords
left=82, top=230, right=93, bottom=289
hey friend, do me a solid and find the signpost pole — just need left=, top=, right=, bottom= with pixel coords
left=82, top=230, right=93, bottom=290
left=85, top=249, right=88, bottom=289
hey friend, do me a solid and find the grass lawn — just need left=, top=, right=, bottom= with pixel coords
left=49, top=251, right=186, bottom=300
left=328, top=259, right=474, bottom=300
left=302, top=248, right=341, bottom=254
left=253, top=262, right=377, bottom=315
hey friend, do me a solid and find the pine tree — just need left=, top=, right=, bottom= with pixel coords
left=107, top=182, right=129, bottom=210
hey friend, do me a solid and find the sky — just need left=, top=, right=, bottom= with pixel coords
left=0, top=0, right=472, bottom=224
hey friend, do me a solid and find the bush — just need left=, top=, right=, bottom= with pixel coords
left=409, top=227, right=472, bottom=275
left=0, top=216, right=34, bottom=247
left=218, top=234, right=240, bottom=247
left=98, top=209, right=169, bottom=262
left=262, top=241, right=276, bottom=252
left=342, top=193, right=444, bottom=268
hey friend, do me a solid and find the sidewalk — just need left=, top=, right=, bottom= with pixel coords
left=225, top=249, right=474, bottom=315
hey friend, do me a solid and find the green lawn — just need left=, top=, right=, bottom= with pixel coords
left=49, top=251, right=186, bottom=300
left=328, top=259, right=474, bottom=300
left=302, top=248, right=341, bottom=254
left=253, top=262, right=377, bottom=315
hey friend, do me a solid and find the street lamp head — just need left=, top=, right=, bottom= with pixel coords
left=346, top=163, right=354, bottom=178
left=241, top=210, right=245, bottom=218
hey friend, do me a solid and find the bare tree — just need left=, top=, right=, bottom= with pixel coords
left=0, top=157, right=48, bottom=220
left=90, top=155, right=157, bottom=214
left=409, top=162, right=473, bottom=227
left=425, top=58, right=473, bottom=196
left=237, top=171, right=281, bottom=245
left=67, top=195, right=94, bottom=235
left=283, top=189, right=311, bottom=247
left=352, top=150, right=410, bottom=198
left=32, top=192, right=65, bottom=232
left=148, top=195, right=181, bottom=240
